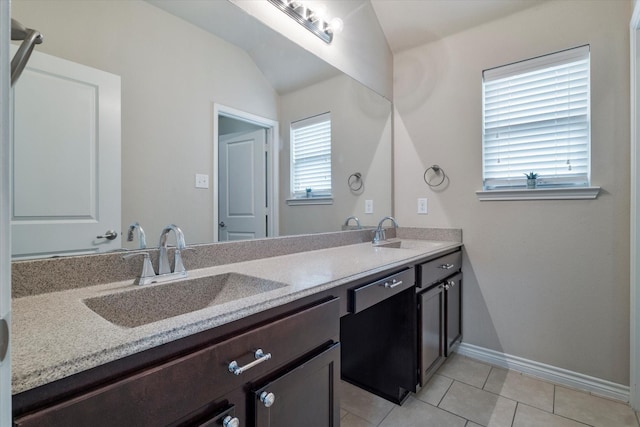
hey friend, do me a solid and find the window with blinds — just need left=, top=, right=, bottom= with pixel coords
left=482, top=45, right=590, bottom=190
left=290, top=112, right=332, bottom=198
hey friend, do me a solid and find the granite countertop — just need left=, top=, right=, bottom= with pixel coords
left=12, top=239, right=461, bottom=395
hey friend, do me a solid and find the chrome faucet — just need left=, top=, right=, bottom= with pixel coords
left=372, top=216, right=399, bottom=244
left=344, top=215, right=362, bottom=229
left=126, top=222, right=147, bottom=249
left=158, top=224, right=187, bottom=276
left=122, top=224, right=189, bottom=285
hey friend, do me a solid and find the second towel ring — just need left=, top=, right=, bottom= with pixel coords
left=424, top=165, right=446, bottom=187
left=348, top=172, right=364, bottom=192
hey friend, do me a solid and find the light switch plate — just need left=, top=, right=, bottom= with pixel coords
left=195, top=173, right=209, bottom=189
left=365, top=199, right=374, bottom=214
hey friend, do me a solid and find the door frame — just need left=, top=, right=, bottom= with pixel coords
left=630, top=0, right=640, bottom=410
left=212, top=103, right=279, bottom=242
left=0, top=0, right=11, bottom=423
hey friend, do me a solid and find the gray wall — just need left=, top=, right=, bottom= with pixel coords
left=394, top=0, right=631, bottom=385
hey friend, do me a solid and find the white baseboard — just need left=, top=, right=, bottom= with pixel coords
left=456, top=342, right=630, bottom=403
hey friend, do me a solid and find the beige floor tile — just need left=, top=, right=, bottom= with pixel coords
left=439, top=381, right=517, bottom=427
left=513, top=403, right=590, bottom=427
left=340, top=381, right=395, bottom=425
left=555, top=386, right=639, bottom=427
left=340, top=412, right=376, bottom=427
left=415, top=374, right=454, bottom=406
left=466, top=423, right=484, bottom=427
left=379, top=396, right=466, bottom=427
left=340, top=408, right=348, bottom=419
left=483, top=367, right=554, bottom=412
left=437, top=353, right=492, bottom=388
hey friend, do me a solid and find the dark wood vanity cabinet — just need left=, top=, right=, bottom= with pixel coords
left=13, top=297, right=340, bottom=427
left=416, top=250, right=462, bottom=387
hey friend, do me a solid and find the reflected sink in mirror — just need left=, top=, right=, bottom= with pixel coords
left=83, top=273, right=288, bottom=328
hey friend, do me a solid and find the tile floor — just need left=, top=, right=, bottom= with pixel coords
left=340, top=353, right=640, bottom=427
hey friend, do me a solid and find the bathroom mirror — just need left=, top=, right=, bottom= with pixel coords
left=11, top=0, right=392, bottom=257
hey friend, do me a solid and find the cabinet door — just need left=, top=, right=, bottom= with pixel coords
left=445, top=273, right=462, bottom=355
left=418, top=284, right=445, bottom=386
left=253, top=343, right=340, bottom=427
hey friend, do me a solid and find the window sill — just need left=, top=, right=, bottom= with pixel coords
left=476, top=186, right=601, bottom=201
left=286, top=197, right=334, bottom=206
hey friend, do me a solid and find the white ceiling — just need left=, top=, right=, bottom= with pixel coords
left=370, top=0, right=550, bottom=53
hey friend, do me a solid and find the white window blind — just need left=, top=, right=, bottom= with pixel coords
left=290, top=112, right=332, bottom=197
left=482, top=45, right=590, bottom=190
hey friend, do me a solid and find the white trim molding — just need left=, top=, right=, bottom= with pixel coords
left=630, top=0, right=640, bottom=410
left=457, top=343, right=630, bottom=402
left=476, top=187, right=600, bottom=201
left=286, top=197, right=333, bottom=206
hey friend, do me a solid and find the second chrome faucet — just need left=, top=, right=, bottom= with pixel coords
left=372, top=216, right=399, bottom=244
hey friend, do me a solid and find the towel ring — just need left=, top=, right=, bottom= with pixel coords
left=424, top=165, right=446, bottom=187
left=348, top=172, right=364, bottom=192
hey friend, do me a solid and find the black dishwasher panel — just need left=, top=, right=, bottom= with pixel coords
left=341, top=283, right=417, bottom=405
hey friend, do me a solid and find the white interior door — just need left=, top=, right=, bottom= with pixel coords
left=10, top=47, right=121, bottom=259
left=218, top=129, right=267, bottom=241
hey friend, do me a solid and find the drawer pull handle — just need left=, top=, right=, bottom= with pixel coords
left=260, top=391, right=276, bottom=408
left=228, top=349, right=272, bottom=375
left=439, top=263, right=455, bottom=270
left=384, top=279, right=403, bottom=289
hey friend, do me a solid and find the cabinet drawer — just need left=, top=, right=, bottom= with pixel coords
left=14, top=298, right=339, bottom=427
left=349, top=268, right=414, bottom=313
left=418, top=251, right=462, bottom=289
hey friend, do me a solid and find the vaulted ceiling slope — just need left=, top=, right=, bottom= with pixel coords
left=370, top=0, right=550, bottom=53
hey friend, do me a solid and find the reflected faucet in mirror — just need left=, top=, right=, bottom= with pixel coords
left=126, top=222, right=147, bottom=249
left=372, top=216, right=399, bottom=244
left=344, top=215, right=362, bottom=229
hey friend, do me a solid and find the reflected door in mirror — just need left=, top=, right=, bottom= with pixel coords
left=11, top=48, right=121, bottom=259
left=219, top=129, right=267, bottom=241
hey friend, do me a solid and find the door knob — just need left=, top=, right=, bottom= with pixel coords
left=96, top=230, right=118, bottom=240
left=219, top=221, right=226, bottom=228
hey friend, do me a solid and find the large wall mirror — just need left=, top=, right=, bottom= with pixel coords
left=11, top=0, right=392, bottom=258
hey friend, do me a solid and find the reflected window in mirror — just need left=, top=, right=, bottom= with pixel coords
left=290, top=112, right=332, bottom=199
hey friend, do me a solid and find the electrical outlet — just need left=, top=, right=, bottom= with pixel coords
left=365, top=199, right=374, bottom=214
left=418, top=198, right=428, bottom=214
left=195, top=173, right=209, bottom=189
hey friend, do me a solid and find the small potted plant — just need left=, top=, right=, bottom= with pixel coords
left=524, top=172, right=538, bottom=189
left=305, top=187, right=312, bottom=198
